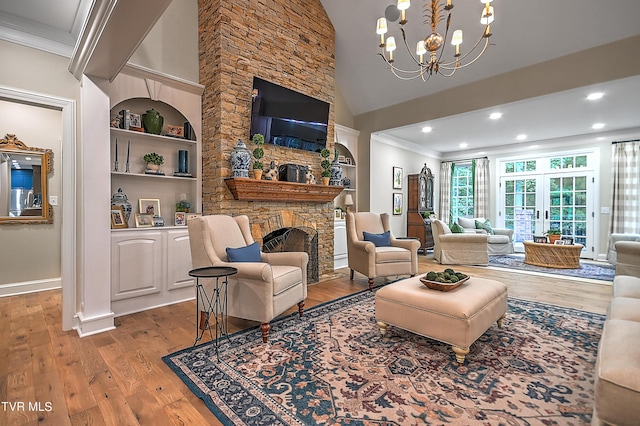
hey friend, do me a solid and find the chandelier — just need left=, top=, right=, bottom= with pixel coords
left=376, top=0, right=495, bottom=81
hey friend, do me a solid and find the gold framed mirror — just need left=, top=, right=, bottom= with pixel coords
left=0, top=134, right=53, bottom=224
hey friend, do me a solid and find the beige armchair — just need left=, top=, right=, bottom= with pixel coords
left=457, top=217, right=514, bottom=255
left=187, top=214, right=308, bottom=342
left=615, top=241, right=640, bottom=277
left=432, top=219, right=489, bottom=265
left=346, top=212, right=420, bottom=291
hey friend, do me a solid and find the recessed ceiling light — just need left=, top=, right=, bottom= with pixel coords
left=587, top=92, right=604, bottom=101
left=459, top=142, right=468, bottom=149
left=516, top=134, right=527, bottom=141
left=592, top=123, right=605, bottom=129
left=529, top=145, right=539, bottom=149
left=421, top=126, right=432, bottom=133
left=489, top=112, right=502, bottom=120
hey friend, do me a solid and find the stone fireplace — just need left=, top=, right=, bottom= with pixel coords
left=198, top=0, right=336, bottom=275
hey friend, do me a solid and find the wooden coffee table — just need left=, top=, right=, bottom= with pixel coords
left=523, top=241, right=583, bottom=268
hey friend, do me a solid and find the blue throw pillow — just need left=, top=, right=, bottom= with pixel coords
left=226, top=242, right=261, bottom=262
left=363, top=230, right=391, bottom=247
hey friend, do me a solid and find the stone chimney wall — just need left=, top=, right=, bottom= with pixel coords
left=199, top=0, right=337, bottom=274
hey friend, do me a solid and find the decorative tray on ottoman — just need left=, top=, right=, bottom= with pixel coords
left=420, top=269, right=470, bottom=292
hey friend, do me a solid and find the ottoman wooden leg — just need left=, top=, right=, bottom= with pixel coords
left=377, top=321, right=388, bottom=337
left=368, top=278, right=374, bottom=291
left=452, top=346, right=469, bottom=364
left=497, top=313, right=506, bottom=328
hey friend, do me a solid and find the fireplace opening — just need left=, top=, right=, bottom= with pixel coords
left=262, top=226, right=319, bottom=283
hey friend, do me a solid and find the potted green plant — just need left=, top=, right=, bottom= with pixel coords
left=320, top=148, right=331, bottom=185
left=545, top=229, right=562, bottom=244
left=143, top=152, right=164, bottom=172
left=251, top=133, right=265, bottom=179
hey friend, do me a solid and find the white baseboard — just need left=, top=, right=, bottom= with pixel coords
left=0, top=278, right=61, bottom=298
left=75, top=311, right=116, bottom=337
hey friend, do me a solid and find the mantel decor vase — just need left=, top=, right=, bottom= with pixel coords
left=230, top=139, right=251, bottom=178
left=329, top=157, right=343, bottom=186
left=142, top=109, right=164, bottom=135
left=111, top=188, right=132, bottom=222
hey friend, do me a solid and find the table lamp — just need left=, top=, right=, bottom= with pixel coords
left=344, top=193, right=354, bottom=213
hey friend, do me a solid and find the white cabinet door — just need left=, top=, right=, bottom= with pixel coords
left=167, top=229, right=194, bottom=290
left=334, top=219, right=348, bottom=269
left=111, top=231, right=163, bottom=300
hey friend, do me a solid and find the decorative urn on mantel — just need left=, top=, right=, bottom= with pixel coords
left=230, top=139, right=251, bottom=178
left=329, top=155, right=343, bottom=186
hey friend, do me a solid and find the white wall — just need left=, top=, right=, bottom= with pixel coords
left=369, top=136, right=440, bottom=237
left=0, top=101, right=63, bottom=286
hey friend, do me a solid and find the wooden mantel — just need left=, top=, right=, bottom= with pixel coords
left=225, top=178, right=344, bottom=202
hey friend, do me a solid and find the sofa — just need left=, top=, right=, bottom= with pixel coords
left=592, top=246, right=640, bottom=425
left=457, top=217, right=515, bottom=255
left=607, top=233, right=640, bottom=265
left=431, top=219, right=489, bottom=265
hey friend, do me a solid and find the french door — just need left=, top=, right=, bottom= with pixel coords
left=499, top=153, right=595, bottom=258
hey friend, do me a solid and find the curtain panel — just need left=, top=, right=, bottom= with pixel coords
left=610, top=140, right=640, bottom=234
left=474, top=158, right=490, bottom=219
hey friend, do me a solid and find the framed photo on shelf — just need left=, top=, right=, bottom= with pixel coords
left=175, top=212, right=186, bottom=226
left=553, top=239, right=565, bottom=245
left=129, top=113, right=143, bottom=132
left=393, top=193, right=403, bottom=215
left=110, top=205, right=128, bottom=229
left=533, top=236, right=547, bottom=243
left=561, top=237, right=574, bottom=245
left=139, top=198, right=161, bottom=217
left=338, top=155, right=346, bottom=163
left=393, top=166, right=403, bottom=189
left=135, top=213, right=154, bottom=228
left=334, top=209, right=342, bottom=219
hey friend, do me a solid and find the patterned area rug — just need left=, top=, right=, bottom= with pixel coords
left=163, top=290, right=604, bottom=425
left=489, top=254, right=615, bottom=281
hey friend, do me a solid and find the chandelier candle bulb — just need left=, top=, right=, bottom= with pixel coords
left=397, top=0, right=410, bottom=25
left=377, top=17, right=388, bottom=47
left=386, top=36, right=396, bottom=62
left=451, top=30, right=463, bottom=56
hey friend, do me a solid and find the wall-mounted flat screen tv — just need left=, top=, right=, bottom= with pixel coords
left=250, top=77, right=330, bottom=153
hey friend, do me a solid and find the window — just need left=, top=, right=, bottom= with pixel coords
left=451, top=164, right=474, bottom=219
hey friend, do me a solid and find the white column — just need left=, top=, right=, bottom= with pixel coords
left=76, top=74, right=115, bottom=336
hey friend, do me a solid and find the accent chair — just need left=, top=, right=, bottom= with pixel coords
left=346, top=212, right=420, bottom=291
left=432, top=219, right=489, bottom=265
left=608, top=233, right=640, bottom=265
left=187, top=214, right=308, bottom=342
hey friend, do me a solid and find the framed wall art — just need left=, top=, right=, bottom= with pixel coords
left=175, top=212, right=186, bottom=226
left=393, top=193, right=403, bottom=215
left=393, top=166, right=403, bottom=189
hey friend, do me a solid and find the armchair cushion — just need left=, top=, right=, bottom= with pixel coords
left=226, top=242, right=261, bottom=262
left=475, top=219, right=495, bottom=235
left=363, top=230, right=391, bottom=247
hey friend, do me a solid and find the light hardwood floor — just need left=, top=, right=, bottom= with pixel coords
left=0, top=256, right=612, bottom=425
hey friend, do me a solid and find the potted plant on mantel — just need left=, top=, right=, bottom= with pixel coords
left=545, top=229, right=562, bottom=244
left=320, top=148, right=331, bottom=185
left=143, top=152, right=164, bottom=173
left=251, top=133, right=265, bottom=180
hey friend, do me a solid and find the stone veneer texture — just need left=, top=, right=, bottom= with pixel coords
left=199, top=0, right=337, bottom=275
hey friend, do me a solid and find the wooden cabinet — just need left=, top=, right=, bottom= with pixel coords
left=408, top=173, right=434, bottom=254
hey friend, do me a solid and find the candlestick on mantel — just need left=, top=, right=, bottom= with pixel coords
left=114, top=138, right=119, bottom=171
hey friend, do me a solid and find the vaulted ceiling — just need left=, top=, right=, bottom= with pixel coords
left=2, top=0, right=640, bottom=155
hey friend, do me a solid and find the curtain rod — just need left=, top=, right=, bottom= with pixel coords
left=441, top=156, right=488, bottom=163
left=612, top=139, right=640, bottom=144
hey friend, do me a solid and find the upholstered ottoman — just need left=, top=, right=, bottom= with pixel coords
left=375, top=276, right=507, bottom=364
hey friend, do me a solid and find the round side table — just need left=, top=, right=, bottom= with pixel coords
left=189, top=266, right=238, bottom=358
